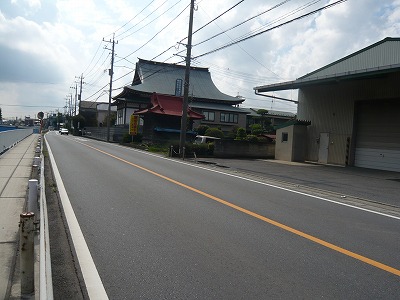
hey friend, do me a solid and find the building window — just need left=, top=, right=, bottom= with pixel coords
left=220, top=113, right=238, bottom=123
left=281, top=132, right=288, bottom=142
left=203, top=111, right=215, bottom=122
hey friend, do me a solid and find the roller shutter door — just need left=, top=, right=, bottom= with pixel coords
left=354, top=99, right=400, bottom=172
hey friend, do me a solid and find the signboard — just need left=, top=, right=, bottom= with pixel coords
left=129, top=115, right=139, bottom=135
left=175, top=78, right=183, bottom=96
left=37, top=111, right=44, bottom=119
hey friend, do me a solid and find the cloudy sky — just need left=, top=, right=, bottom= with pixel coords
left=0, top=0, right=399, bottom=120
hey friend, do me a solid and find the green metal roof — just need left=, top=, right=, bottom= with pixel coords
left=254, top=37, right=400, bottom=93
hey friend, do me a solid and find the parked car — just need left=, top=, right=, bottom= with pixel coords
left=194, top=135, right=221, bottom=144
left=60, top=128, right=69, bottom=135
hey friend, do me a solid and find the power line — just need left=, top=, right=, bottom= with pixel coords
left=0, top=104, right=63, bottom=108
left=118, top=2, right=189, bottom=61
left=193, top=0, right=294, bottom=48
left=230, top=0, right=322, bottom=44
left=193, top=0, right=347, bottom=59
left=151, top=0, right=246, bottom=61
left=112, top=0, right=157, bottom=37
left=85, top=50, right=109, bottom=80
left=116, top=0, right=182, bottom=41
left=81, top=40, right=104, bottom=75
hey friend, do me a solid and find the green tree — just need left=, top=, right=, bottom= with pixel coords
left=256, top=109, right=271, bottom=131
left=195, top=125, right=209, bottom=135
left=235, top=127, right=247, bottom=140
left=250, top=124, right=263, bottom=135
left=72, top=114, right=86, bottom=130
left=204, top=127, right=224, bottom=138
left=226, top=125, right=239, bottom=139
left=102, top=112, right=117, bottom=127
left=56, top=113, right=63, bottom=128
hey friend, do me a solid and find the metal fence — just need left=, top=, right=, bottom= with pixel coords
left=82, top=126, right=129, bottom=142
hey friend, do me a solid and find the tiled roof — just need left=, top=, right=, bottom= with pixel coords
left=274, top=119, right=311, bottom=130
left=241, top=108, right=296, bottom=118
left=119, top=59, right=243, bottom=104
left=134, top=93, right=204, bottom=119
left=190, top=102, right=246, bottom=113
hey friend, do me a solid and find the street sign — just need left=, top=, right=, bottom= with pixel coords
left=129, top=115, right=139, bottom=135
left=37, top=111, right=44, bottom=119
left=175, top=78, right=183, bottom=96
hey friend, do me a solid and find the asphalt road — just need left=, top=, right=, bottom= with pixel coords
left=45, top=132, right=400, bottom=299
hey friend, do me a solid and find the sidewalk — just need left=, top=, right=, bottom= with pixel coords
left=0, top=134, right=39, bottom=299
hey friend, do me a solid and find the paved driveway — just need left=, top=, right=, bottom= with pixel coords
left=193, top=158, right=400, bottom=208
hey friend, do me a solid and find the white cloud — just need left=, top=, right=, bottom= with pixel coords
left=1, top=0, right=400, bottom=118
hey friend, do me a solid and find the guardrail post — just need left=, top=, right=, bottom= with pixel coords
left=20, top=212, right=35, bottom=296
left=32, top=164, right=39, bottom=180
left=170, top=145, right=173, bottom=157
left=28, top=179, right=38, bottom=218
left=34, top=156, right=41, bottom=166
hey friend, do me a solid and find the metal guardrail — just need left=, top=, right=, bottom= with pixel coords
left=39, top=135, right=53, bottom=299
left=0, top=128, right=33, bottom=154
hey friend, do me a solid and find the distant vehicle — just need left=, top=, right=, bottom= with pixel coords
left=194, top=135, right=221, bottom=144
left=60, top=128, right=69, bottom=135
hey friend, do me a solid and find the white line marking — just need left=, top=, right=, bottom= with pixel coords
left=45, top=136, right=109, bottom=299
left=107, top=143, right=400, bottom=220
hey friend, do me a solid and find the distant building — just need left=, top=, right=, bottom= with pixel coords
left=242, top=108, right=296, bottom=132
left=79, top=101, right=116, bottom=127
left=96, top=103, right=117, bottom=127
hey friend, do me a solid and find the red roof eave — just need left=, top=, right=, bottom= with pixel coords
left=134, top=93, right=204, bottom=119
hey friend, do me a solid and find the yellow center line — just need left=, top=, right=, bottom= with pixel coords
left=80, top=141, right=400, bottom=277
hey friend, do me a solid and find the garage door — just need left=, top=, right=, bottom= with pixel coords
left=354, top=99, right=400, bottom=172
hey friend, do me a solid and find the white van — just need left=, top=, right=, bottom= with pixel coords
left=194, top=135, right=221, bottom=144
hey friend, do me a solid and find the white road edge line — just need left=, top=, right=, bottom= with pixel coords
left=45, top=135, right=109, bottom=299
left=108, top=143, right=400, bottom=221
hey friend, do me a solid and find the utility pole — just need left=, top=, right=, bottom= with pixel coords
left=75, top=74, right=84, bottom=115
left=103, top=33, right=118, bottom=142
left=179, top=0, right=195, bottom=158
left=70, top=83, right=78, bottom=116
left=74, top=82, right=77, bottom=116
left=70, top=94, right=73, bottom=117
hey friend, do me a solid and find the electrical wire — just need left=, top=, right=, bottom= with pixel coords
left=193, top=0, right=347, bottom=59
left=151, top=0, right=246, bottom=61
left=117, top=0, right=183, bottom=41
left=118, top=3, right=190, bottom=61
left=193, top=0, right=293, bottom=48
left=228, top=0, right=322, bottom=45
left=112, top=0, right=157, bottom=37
left=81, top=40, right=104, bottom=75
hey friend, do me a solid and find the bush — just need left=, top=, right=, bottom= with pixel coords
left=246, top=135, right=259, bottom=142
left=122, top=133, right=131, bottom=143
left=195, top=125, right=210, bottom=136
left=226, top=126, right=239, bottom=140
left=204, top=127, right=224, bottom=138
left=122, top=133, right=142, bottom=143
left=235, top=127, right=246, bottom=140
left=250, top=124, right=263, bottom=135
